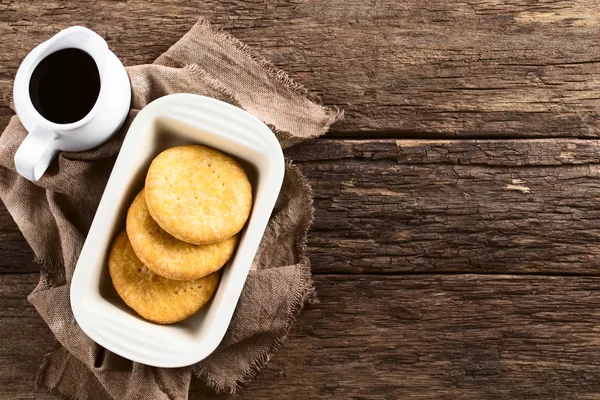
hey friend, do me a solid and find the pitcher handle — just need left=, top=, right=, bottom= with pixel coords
left=14, top=125, right=58, bottom=181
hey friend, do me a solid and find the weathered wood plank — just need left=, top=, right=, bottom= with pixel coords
left=6, top=139, right=600, bottom=276
left=5, top=274, right=600, bottom=399
left=199, top=274, right=600, bottom=399
left=288, top=139, right=600, bottom=275
left=1, top=0, right=600, bottom=137
left=0, top=202, right=37, bottom=275
left=0, top=274, right=54, bottom=400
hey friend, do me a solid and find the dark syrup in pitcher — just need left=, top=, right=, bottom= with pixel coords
left=29, top=48, right=101, bottom=124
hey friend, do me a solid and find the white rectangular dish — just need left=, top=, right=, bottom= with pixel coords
left=70, top=94, right=285, bottom=368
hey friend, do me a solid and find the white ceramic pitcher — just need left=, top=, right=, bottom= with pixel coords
left=13, top=26, right=131, bottom=181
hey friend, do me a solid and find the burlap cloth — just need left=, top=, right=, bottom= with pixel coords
left=0, top=19, right=342, bottom=400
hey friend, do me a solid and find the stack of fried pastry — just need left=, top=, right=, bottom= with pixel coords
left=108, top=145, right=252, bottom=324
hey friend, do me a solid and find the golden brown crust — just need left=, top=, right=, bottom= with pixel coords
left=126, top=189, right=237, bottom=280
left=108, top=230, right=220, bottom=324
left=145, top=145, right=252, bottom=245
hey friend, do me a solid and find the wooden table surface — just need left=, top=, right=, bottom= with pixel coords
left=2, top=1, right=600, bottom=399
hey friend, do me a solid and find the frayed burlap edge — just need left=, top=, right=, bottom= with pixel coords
left=162, top=18, right=344, bottom=141
left=36, top=344, right=83, bottom=400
